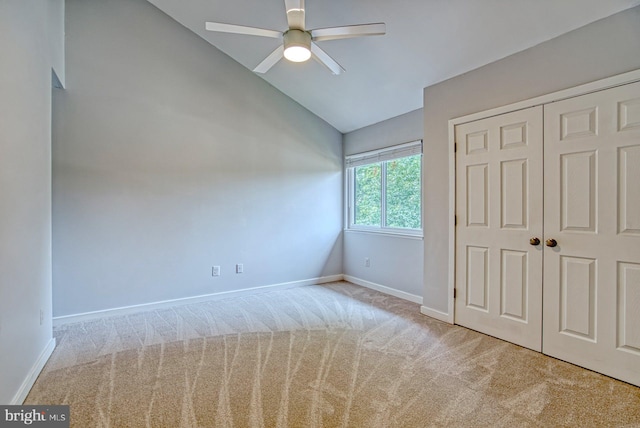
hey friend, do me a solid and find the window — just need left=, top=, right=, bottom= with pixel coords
left=346, top=141, right=422, bottom=236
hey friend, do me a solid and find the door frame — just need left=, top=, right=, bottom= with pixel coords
left=446, top=69, right=640, bottom=325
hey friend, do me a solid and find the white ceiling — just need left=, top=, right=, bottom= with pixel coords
left=147, top=0, right=640, bottom=133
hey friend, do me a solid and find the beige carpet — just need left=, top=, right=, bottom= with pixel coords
left=26, top=282, right=640, bottom=427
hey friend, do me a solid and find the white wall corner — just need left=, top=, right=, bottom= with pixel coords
left=11, top=338, right=56, bottom=405
left=52, top=69, right=64, bottom=89
left=344, top=275, right=423, bottom=305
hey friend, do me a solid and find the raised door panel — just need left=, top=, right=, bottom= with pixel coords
left=500, top=250, right=528, bottom=322
left=617, top=262, right=640, bottom=355
left=618, top=145, right=640, bottom=235
left=466, top=164, right=489, bottom=227
left=559, top=256, right=597, bottom=341
left=561, top=151, right=597, bottom=233
left=501, top=159, right=528, bottom=229
left=466, top=246, right=489, bottom=311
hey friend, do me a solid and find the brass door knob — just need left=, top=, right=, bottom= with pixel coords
left=545, top=238, right=558, bottom=247
left=530, top=237, right=540, bottom=246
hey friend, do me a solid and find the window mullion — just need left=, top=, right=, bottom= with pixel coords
left=349, top=168, right=355, bottom=227
left=381, top=161, right=387, bottom=229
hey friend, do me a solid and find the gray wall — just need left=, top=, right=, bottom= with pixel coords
left=48, top=0, right=65, bottom=87
left=343, top=109, right=424, bottom=298
left=422, top=6, right=640, bottom=314
left=53, top=0, right=343, bottom=317
left=0, top=0, right=57, bottom=404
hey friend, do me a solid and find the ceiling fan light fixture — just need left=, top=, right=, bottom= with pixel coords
left=283, top=29, right=311, bottom=62
left=284, top=46, right=311, bottom=62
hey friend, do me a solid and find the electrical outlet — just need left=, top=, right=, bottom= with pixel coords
left=236, top=263, right=243, bottom=274
left=212, top=266, right=221, bottom=277
left=364, top=257, right=370, bottom=267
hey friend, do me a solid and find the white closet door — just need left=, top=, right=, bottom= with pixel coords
left=455, top=106, right=543, bottom=351
left=543, top=81, right=640, bottom=387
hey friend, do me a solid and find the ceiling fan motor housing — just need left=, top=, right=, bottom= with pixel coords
left=283, top=29, right=312, bottom=61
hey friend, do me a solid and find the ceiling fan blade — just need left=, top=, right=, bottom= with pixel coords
left=311, top=23, right=386, bottom=42
left=205, top=22, right=281, bottom=39
left=253, top=45, right=284, bottom=74
left=310, top=42, right=345, bottom=75
left=284, top=0, right=305, bottom=30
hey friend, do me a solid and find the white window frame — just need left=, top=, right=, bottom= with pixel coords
left=345, top=140, right=423, bottom=237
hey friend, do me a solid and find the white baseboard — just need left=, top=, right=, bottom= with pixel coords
left=11, top=338, right=56, bottom=404
left=420, top=305, right=453, bottom=324
left=53, top=274, right=344, bottom=326
left=343, top=275, right=423, bottom=305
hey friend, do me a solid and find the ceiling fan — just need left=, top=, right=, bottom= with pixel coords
left=205, top=0, right=385, bottom=75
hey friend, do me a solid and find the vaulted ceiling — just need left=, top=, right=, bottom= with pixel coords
left=148, top=0, right=640, bottom=133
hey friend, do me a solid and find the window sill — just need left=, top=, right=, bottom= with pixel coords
left=344, top=228, right=424, bottom=240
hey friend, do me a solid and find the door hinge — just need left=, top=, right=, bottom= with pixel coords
left=454, top=215, right=457, bottom=226
left=454, top=143, right=457, bottom=153
left=453, top=288, right=457, bottom=299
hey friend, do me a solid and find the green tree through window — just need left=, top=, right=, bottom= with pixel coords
left=354, top=163, right=381, bottom=226
left=386, top=155, right=421, bottom=229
